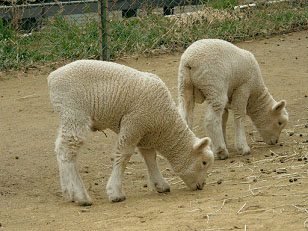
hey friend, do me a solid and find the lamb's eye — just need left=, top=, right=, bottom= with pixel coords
left=202, top=161, right=207, bottom=166
left=278, top=122, right=282, bottom=126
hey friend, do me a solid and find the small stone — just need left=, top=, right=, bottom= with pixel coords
left=276, top=168, right=287, bottom=174
left=217, top=179, right=223, bottom=185
left=295, top=57, right=298, bottom=60
left=230, top=169, right=235, bottom=172
left=94, top=182, right=98, bottom=185
left=280, top=159, right=284, bottom=163
left=294, top=178, right=298, bottom=182
left=178, top=205, right=184, bottom=208
left=300, top=134, right=303, bottom=137
left=280, top=144, right=283, bottom=147
left=298, top=157, right=303, bottom=161
left=277, top=44, right=280, bottom=46
left=260, top=169, right=264, bottom=172
left=289, top=132, right=294, bottom=136
left=84, top=170, right=89, bottom=173
left=15, top=156, right=19, bottom=159
left=80, top=209, right=90, bottom=213
left=305, top=95, right=308, bottom=98
left=253, top=178, right=257, bottom=182
left=143, top=184, right=147, bottom=188
left=289, top=179, right=293, bottom=183
left=304, top=157, right=307, bottom=161
left=230, top=160, right=235, bottom=163
left=305, top=125, right=308, bottom=128
left=271, top=152, right=275, bottom=156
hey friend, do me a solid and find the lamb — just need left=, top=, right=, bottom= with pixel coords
left=47, top=60, right=214, bottom=205
left=178, top=39, right=289, bottom=160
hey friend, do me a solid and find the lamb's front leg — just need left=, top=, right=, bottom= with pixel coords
left=204, top=104, right=229, bottom=160
left=233, top=114, right=251, bottom=155
left=232, top=87, right=250, bottom=155
left=106, top=150, right=132, bottom=202
left=138, top=148, right=170, bottom=193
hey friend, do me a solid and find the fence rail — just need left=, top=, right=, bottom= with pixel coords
left=0, top=0, right=203, bottom=19
left=0, top=0, right=307, bottom=70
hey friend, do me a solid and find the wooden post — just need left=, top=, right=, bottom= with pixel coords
left=98, top=0, right=109, bottom=60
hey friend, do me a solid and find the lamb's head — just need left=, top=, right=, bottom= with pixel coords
left=177, top=137, right=214, bottom=190
left=255, top=100, right=289, bottom=145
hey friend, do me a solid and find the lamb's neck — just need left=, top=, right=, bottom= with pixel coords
left=247, top=86, right=275, bottom=119
left=156, top=118, right=196, bottom=174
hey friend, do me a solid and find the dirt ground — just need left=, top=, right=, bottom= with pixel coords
left=1, top=30, right=308, bottom=231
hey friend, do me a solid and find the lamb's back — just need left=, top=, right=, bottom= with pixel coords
left=181, top=39, right=260, bottom=88
left=48, top=60, right=177, bottom=131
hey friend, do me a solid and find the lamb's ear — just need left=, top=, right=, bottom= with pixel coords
left=272, top=100, right=286, bottom=113
left=194, top=137, right=211, bottom=151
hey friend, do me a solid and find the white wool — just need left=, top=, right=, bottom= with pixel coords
left=48, top=60, right=214, bottom=205
left=178, top=39, right=289, bottom=160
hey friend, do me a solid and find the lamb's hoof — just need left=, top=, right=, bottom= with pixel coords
left=66, top=191, right=92, bottom=206
left=79, top=202, right=93, bottom=206
left=111, top=196, right=126, bottom=203
left=236, top=146, right=251, bottom=155
left=217, top=150, right=229, bottom=160
left=153, top=181, right=170, bottom=193
left=158, top=188, right=170, bottom=193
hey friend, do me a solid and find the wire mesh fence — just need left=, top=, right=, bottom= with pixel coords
left=0, top=0, right=307, bottom=70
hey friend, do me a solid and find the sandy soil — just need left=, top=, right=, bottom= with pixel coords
left=1, top=30, right=308, bottom=231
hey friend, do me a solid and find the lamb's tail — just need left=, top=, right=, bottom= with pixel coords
left=178, top=62, right=195, bottom=128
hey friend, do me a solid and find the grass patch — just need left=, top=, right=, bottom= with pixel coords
left=0, top=1, right=307, bottom=70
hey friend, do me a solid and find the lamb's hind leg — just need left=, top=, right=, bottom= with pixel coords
left=55, top=118, right=92, bottom=206
left=138, top=148, right=170, bottom=193
left=204, top=103, right=229, bottom=160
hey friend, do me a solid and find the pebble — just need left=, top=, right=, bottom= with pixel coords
left=298, top=157, right=303, bottom=161
left=276, top=168, right=287, bottom=174
left=217, top=179, right=223, bottom=185
left=94, top=182, right=98, bottom=185
left=80, top=209, right=90, bottom=213
left=15, top=156, right=19, bottom=159
left=289, top=179, right=293, bottom=183
left=304, top=157, right=307, bottom=161
left=289, top=132, right=294, bottom=136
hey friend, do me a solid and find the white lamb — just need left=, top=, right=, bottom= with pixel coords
left=48, top=60, right=214, bottom=205
left=178, top=39, right=289, bottom=160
